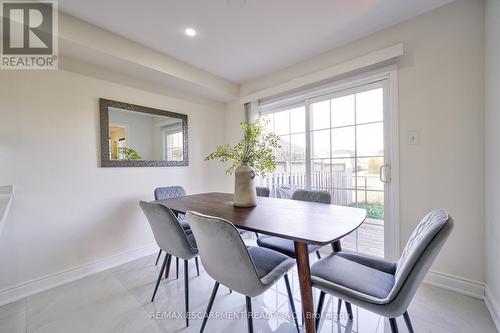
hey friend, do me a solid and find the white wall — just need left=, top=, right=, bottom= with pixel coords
left=485, top=0, right=500, bottom=320
left=228, top=0, right=485, bottom=284
left=0, top=69, right=226, bottom=292
left=223, top=100, right=246, bottom=191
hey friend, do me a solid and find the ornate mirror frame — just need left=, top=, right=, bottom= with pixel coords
left=99, top=98, right=189, bottom=167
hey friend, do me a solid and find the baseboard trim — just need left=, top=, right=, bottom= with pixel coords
left=485, top=285, right=500, bottom=333
left=424, top=270, right=485, bottom=299
left=0, top=243, right=158, bottom=307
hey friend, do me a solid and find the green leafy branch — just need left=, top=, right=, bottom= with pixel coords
left=119, top=147, right=142, bottom=160
left=205, top=119, right=280, bottom=176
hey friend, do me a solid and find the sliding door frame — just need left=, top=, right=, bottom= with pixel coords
left=257, top=64, right=400, bottom=260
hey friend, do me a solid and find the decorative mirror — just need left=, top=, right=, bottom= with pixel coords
left=100, top=98, right=188, bottom=167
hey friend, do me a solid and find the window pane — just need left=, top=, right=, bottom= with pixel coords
left=331, top=158, right=355, bottom=189
left=312, top=159, right=331, bottom=189
left=355, top=190, right=384, bottom=219
left=290, top=133, right=305, bottom=161
left=311, top=100, right=330, bottom=130
left=341, top=231, right=357, bottom=252
left=332, top=126, right=355, bottom=158
left=331, top=188, right=356, bottom=206
left=176, top=133, right=182, bottom=147
left=331, top=94, right=355, bottom=127
left=275, top=161, right=288, bottom=173
left=358, top=221, right=384, bottom=257
left=312, top=129, right=330, bottom=158
left=356, top=122, right=383, bottom=157
left=356, top=88, right=383, bottom=124
left=290, top=106, right=305, bottom=133
left=358, top=190, right=384, bottom=205
left=356, top=157, right=384, bottom=191
left=276, top=135, right=290, bottom=160
left=273, top=109, right=290, bottom=135
left=261, top=114, right=274, bottom=133
left=290, top=161, right=306, bottom=186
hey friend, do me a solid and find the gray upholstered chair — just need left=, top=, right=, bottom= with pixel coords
left=153, top=186, right=196, bottom=279
left=252, top=186, right=270, bottom=238
left=186, top=211, right=300, bottom=333
left=312, top=209, right=454, bottom=333
left=256, top=186, right=270, bottom=197
left=257, top=189, right=334, bottom=260
left=154, top=186, right=190, bottom=232
left=139, top=201, right=199, bottom=327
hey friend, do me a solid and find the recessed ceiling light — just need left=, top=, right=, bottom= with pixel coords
left=184, top=27, right=196, bottom=37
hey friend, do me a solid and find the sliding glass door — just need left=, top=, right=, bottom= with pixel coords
left=261, top=106, right=307, bottom=198
left=308, top=81, right=386, bottom=257
left=259, top=79, right=392, bottom=258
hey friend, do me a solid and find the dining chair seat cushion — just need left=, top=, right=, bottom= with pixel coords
left=247, top=246, right=295, bottom=283
left=256, top=235, right=319, bottom=258
left=311, top=252, right=395, bottom=301
left=334, top=251, right=397, bottom=274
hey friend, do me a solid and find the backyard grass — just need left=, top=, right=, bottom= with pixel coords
left=348, top=202, right=384, bottom=220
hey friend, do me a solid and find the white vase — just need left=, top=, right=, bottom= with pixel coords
left=233, top=164, right=257, bottom=207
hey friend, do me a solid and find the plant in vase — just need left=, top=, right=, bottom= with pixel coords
left=205, top=120, right=280, bottom=207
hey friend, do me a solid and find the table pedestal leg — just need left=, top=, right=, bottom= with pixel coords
left=295, top=241, right=315, bottom=333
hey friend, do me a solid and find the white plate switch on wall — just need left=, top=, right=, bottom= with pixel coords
left=408, top=131, right=419, bottom=145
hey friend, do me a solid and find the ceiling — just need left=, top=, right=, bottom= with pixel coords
left=57, top=0, right=452, bottom=84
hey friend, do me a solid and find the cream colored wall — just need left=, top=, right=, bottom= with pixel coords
left=228, top=0, right=485, bottom=283
left=0, top=69, right=226, bottom=291
left=223, top=100, right=246, bottom=191
left=485, top=0, right=500, bottom=311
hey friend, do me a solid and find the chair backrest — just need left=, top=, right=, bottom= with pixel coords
left=154, top=186, right=186, bottom=200
left=276, top=187, right=291, bottom=199
left=186, top=211, right=264, bottom=297
left=139, top=201, right=196, bottom=259
left=256, top=186, right=270, bottom=197
left=385, top=209, right=453, bottom=305
left=291, top=189, right=331, bottom=204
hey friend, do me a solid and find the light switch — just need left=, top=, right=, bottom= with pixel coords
left=408, top=131, right=419, bottom=145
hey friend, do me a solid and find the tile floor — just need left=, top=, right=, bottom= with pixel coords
left=0, top=251, right=497, bottom=333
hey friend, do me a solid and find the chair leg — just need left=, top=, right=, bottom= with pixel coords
left=200, top=281, right=220, bottom=333
left=151, top=254, right=169, bottom=302
left=403, top=311, right=414, bottom=333
left=195, top=257, right=200, bottom=276
left=155, top=249, right=162, bottom=265
left=337, top=298, right=342, bottom=318
left=332, top=240, right=342, bottom=252
left=389, top=318, right=399, bottom=333
left=316, top=251, right=321, bottom=260
left=176, top=257, right=179, bottom=279
left=164, top=254, right=172, bottom=279
left=184, top=260, right=189, bottom=327
left=283, top=274, right=300, bottom=333
left=315, top=291, right=326, bottom=330
left=345, top=301, right=353, bottom=320
left=245, top=296, right=254, bottom=333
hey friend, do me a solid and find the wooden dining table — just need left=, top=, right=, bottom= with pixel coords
left=155, top=192, right=366, bottom=333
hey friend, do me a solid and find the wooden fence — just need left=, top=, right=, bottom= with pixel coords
left=259, top=170, right=354, bottom=205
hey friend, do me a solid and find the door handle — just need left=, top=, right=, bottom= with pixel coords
left=379, top=164, right=391, bottom=184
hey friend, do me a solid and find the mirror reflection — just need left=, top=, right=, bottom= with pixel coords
left=108, top=107, right=184, bottom=162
